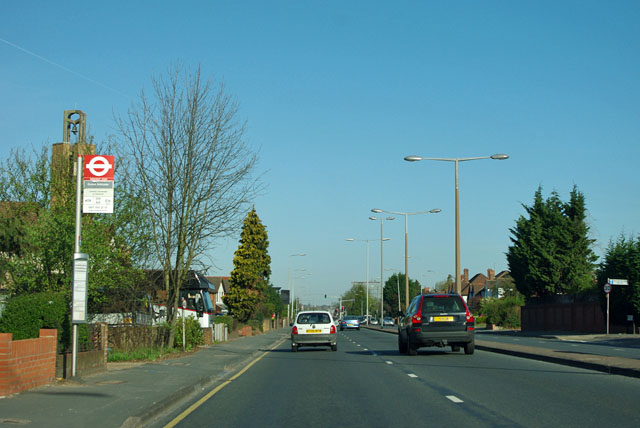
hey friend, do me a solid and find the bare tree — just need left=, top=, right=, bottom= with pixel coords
left=114, top=64, right=260, bottom=345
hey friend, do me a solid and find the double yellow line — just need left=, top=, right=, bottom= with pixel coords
left=163, top=337, right=287, bottom=428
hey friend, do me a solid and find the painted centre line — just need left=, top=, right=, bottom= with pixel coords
left=447, top=395, right=464, bottom=403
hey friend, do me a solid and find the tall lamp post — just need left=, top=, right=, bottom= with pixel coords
left=369, top=215, right=394, bottom=322
left=372, top=207, right=441, bottom=311
left=346, top=237, right=389, bottom=323
left=404, top=154, right=509, bottom=294
left=288, top=253, right=306, bottom=320
left=291, top=269, right=308, bottom=318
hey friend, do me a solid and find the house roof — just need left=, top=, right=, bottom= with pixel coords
left=206, top=276, right=231, bottom=294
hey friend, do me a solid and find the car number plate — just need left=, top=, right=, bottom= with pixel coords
left=306, top=329, right=322, bottom=333
left=433, top=316, right=454, bottom=322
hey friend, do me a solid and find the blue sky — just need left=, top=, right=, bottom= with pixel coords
left=2, top=1, right=639, bottom=306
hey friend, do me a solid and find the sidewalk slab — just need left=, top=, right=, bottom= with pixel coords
left=0, top=329, right=289, bottom=428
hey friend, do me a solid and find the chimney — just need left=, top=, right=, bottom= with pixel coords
left=488, top=269, right=495, bottom=281
left=463, top=268, right=469, bottom=283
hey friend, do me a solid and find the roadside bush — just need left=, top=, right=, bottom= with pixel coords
left=0, top=291, right=69, bottom=341
left=479, top=296, right=524, bottom=328
left=214, top=315, right=233, bottom=333
left=246, top=319, right=261, bottom=332
left=171, top=316, right=204, bottom=350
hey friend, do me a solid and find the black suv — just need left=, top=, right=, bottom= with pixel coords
left=398, top=293, right=475, bottom=355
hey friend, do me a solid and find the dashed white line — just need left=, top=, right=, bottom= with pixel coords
left=385, top=361, right=393, bottom=365
left=408, top=374, right=418, bottom=378
left=447, top=395, right=464, bottom=403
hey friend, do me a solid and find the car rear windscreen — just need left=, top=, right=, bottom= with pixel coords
left=297, top=313, right=331, bottom=324
left=421, top=297, right=464, bottom=314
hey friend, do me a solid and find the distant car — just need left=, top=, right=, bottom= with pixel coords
left=358, top=316, right=366, bottom=325
left=398, top=293, right=475, bottom=356
left=291, top=311, right=337, bottom=352
left=383, top=317, right=395, bottom=326
left=369, top=318, right=379, bottom=326
left=340, top=315, right=360, bottom=330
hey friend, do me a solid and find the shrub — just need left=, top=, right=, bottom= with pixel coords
left=246, top=319, right=261, bottom=332
left=171, top=315, right=204, bottom=350
left=0, top=291, right=69, bottom=341
left=214, top=315, right=233, bottom=332
left=479, top=296, right=524, bottom=328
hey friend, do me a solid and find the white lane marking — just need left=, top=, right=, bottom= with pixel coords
left=408, top=374, right=418, bottom=378
left=447, top=395, right=464, bottom=403
left=614, top=348, right=623, bottom=351
left=357, top=344, right=361, bottom=347
left=385, top=361, right=393, bottom=365
left=363, top=348, right=368, bottom=351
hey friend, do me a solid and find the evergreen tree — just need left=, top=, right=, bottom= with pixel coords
left=597, top=235, right=640, bottom=323
left=224, top=207, right=271, bottom=322
left=383, top=273, right=421, bottom=316
left=507, top=186, right=596, bottom=298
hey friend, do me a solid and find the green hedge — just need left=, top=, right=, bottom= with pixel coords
left=214, top=315, right=233, bottom=332
left=0, top=291, right=70, bottom=343
left=479, top=296, right=524, bottom=328
left=171, top=315, right=204, bottom=350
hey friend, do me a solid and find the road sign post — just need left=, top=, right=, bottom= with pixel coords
left=604, top=284, right=611, bottom=335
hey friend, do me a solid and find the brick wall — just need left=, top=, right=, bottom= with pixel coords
left=0, top=329, right=57, bottom=396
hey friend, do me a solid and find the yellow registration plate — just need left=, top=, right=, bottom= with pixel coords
left=433, top=316, right=454, bottom=322
left=306, top=329, right=322, bottom=333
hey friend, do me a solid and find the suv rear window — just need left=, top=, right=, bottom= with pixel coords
left=421, top=296, right=464, bottom=314
left=297, top=313, right=331, bottom=324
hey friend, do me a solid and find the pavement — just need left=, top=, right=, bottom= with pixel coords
left=1, top=327, right=639, bottom=428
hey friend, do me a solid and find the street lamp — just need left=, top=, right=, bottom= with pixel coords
left=404, top=153, right=509, bottom=294
left=369, top=215, right=394, bottom=323
left=345, top=237, right=389, bottom=323
left=288, top=253, right=306, bottom=320
left=372, top=207, right=441, bottom=311
left=292, top=269, right=309, bottom=318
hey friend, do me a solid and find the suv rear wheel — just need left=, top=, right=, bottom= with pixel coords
left=398, top=331, right=408, bottom=353
left=464, top=340, right=475, bottom=355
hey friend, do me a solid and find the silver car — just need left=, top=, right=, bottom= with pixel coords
left=291, top=311, right=337, bottom=352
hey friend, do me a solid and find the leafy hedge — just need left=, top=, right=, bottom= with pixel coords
left=479, top=296, right=524, bottom=328
left=0, top=291, right=70, bottom=342
left=171, top=315, right=204, bottom=350
left=214, top=315, right=233, bottom=333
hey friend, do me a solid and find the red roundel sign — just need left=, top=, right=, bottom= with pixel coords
left=84, top=155, right=115, bottom=181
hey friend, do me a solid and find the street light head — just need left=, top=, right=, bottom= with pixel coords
left=430, top=208, right=442, bottom=213
left=382, top=238, right=390, bottom=241
left=491, top=154, right=509, bottom=160
left=404, top=155, right=423, bottom=162
left=371, top=208, right=383, bottom=213
left=345, top=238, right=355, bottom=242
left=369, top=216, right=377, bottom=221
left=386, top=216, right=395, bottom=221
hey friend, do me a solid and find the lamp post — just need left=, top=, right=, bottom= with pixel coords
left=291, top=269, right=308, bottom=318
left=372, top=207, right=440, bottom=311
left=288, top=253, right=306, bottom=320
left=404, top=154, right=509, bottom=295
left=345, top=237, right=389, bottom=324
left=369, top=215, right=394, bottom=323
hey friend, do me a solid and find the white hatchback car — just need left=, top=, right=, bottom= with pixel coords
left=291, top=310, right=337, bottom=352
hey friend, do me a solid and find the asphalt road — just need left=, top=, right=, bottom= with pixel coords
left=152, top=329, right=640, bottom=428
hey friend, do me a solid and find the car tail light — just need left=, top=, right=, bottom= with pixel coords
left=330, top=325, right=336, bottom=334
left=412, top=296, right=424, bottom=324
left=292, top=326, right=298, bottom=335
left=460, top=297, right=475, bottom=330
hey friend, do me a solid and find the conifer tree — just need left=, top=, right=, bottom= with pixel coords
left=507, top=186, right=596, bottom=298
left=224, top=207, right=271, bottom=322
